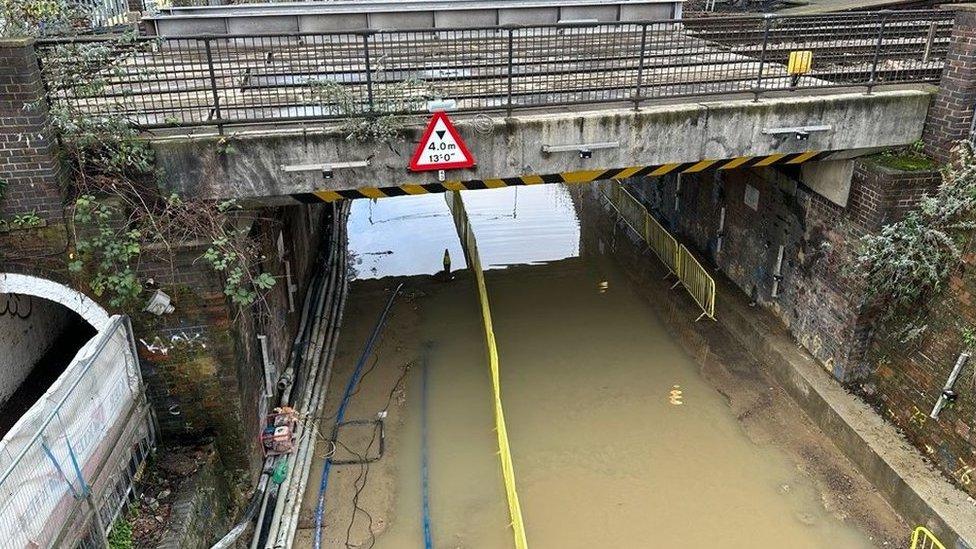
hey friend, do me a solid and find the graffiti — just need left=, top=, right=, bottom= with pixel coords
left=669, top=385, right=684, bottom=406
left=0, top=294, right=32, bottom=319
left=955, top=459, right=974, bottom=486
left=909, top=406, right=927, bottom=429
left=139, top=329, right=207, bottom=356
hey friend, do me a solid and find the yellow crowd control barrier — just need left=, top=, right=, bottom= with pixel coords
left=603, top=182, right=716, bottom=321
left=909, top=527, right=946, bottom=549
left=677, top=244, right=716, bottom=321
left=446, top=192, right=529, bottom=549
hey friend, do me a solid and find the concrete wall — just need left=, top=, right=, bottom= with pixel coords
left=0, top=294, right=76, bottom=407
left=152, top=90, right=931, bottom=201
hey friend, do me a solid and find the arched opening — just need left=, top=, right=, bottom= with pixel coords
left=0, top=274, right=107, bottom=436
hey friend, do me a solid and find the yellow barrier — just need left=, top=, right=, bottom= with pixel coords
left=909, top=527, right=946, bottom=549
left=602, top=182, right=715, bottom=321
left=603, top=183, right=679, bottom=275
left=446, top=192, right=529, bottom=549
left=677, top=244, right=716, bottom=321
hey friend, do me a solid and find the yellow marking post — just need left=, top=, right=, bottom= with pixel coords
left=651, top=163, right=681, bottom=176
left=719, top=156, right=753, bottom=170
left=910, top=526, right=946, bottom=549
left=561, top=169, right=607, bottom=184
left=788, top=50, right=813, bottom=75
left=358, top=187, right=386, bottom=199
left=785, top=151, right=819, bottom=164
left=521, top=174, right=544, bottom=185
left=443, top=181, right=466, bottom=192
left=753, top=153, right=786, bottom=167
left=611, top=166, right=645, bottom=179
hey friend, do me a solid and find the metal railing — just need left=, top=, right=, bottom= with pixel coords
left=0, top=316, right=152, bottom=548
left=909, top=526, right=946, bottom=549
left=676, top=244, right=716, bottom=321
left=35, top=10, right=953, bottom=131
left=603, top=181, right=715, bottom=321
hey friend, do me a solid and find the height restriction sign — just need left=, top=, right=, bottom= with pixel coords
left=408, top=111, right=475, bottom=172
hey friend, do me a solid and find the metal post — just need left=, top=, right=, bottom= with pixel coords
left=634, top=23, right=648, bottom=111
left=922, top=20, right=937, bottom=64
left=204, top=38, right=222, bottom=135
left=506, top=28, right=514, bottom=117
left=362, top=32, right=375, bottom=114
left=867, top=11, right=890, bottom=94
left=86, top=493, right=109, bottom=548
left=753, top=15, right=772, bottom=102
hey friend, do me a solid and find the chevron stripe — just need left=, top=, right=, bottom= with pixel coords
left=291, top=150, right=835, bottom=203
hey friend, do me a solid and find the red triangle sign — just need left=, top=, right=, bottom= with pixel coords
left=408, top=111, right=476, bottom=172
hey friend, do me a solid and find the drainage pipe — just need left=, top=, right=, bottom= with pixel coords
left=262, top=203, right=347, bottom=548
left=268, top=202, right=350, bottom=548
left=930, top=352, right=969, bottom=419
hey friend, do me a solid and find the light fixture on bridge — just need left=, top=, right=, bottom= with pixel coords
left=280, top=160, right=371, bottom=180
left=542, top=141, right=619, bottom=159
left=762, top=125, right=832, bottom=141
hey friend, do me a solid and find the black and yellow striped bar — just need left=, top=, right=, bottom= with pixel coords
left=292, top=150, right=835, bottom=203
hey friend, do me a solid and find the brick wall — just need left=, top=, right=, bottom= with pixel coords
left=922, top=6, right=976, bottom=164
left=864, top=257, right=976, bottom=499
left=135, top=204, right=328, bottom=478
left=631, top=159, right=938, bottom=381
left=0, top=39, right=65, bottom=222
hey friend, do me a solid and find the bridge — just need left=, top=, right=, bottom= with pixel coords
left=35, top=9, right=951, bottom=205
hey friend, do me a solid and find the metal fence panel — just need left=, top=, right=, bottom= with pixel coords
left=0, top=316, right=146, bottom=548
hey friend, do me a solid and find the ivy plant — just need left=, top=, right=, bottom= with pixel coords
left=853, top=146, right=976, bottom=336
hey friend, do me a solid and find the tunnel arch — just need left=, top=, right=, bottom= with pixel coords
left=0, top=273, right=110, bottom=332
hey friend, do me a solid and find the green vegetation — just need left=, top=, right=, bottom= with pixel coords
left=853, top=147, right=976, bottom=339
left=107, top=514, right=134, bottom=549
left=37, top=35, right=277, bottom=310
left=0, top=0, right=72, bottom=38
left=869, top=141, right=938, bottom=172
left=308, top=77, right=435, bottom=142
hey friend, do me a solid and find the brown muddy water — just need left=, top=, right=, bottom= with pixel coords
left=296, top=185, right=900, bottom=548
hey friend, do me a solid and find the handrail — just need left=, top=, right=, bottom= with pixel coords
left=35, top=9, right=954, bottom=132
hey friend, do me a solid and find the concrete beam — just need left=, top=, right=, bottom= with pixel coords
left=152, top=89, right=931, bottom=202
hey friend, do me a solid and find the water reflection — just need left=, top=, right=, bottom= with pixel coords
left=347, top=185, right=581, bottom=279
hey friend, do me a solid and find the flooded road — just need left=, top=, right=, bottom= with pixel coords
left=297, top=185, right=897, bottom=548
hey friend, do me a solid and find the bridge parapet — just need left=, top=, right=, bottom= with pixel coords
left=33, top=10, right=951, bottom=133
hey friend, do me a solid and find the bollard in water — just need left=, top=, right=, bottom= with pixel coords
left=440, top=248, right=453, bottom=281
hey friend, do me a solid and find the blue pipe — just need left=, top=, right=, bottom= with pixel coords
left=421, top=346, right=433, bottom=549
left=313, top=282, right=403, bottom=549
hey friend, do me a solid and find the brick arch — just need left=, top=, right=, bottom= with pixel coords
left=0, top=273, right=110, bottom=331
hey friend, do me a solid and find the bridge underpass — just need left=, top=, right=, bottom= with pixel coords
left=275, top=184, right=909, bottom=548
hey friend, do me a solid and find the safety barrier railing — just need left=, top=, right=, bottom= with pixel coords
left=909, top=526, right=946, bottom=549
left=0, top=316, right=152, bottom=548
left=34, top=9, right=953, bottom=131
left=676, top=244, right=716, bottom=321
left=603, top=182, right=716, bottom=321
left=445, top=191, right=528, bottom=549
